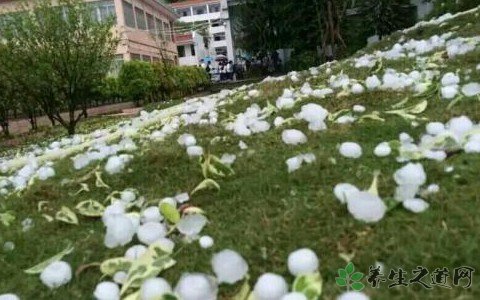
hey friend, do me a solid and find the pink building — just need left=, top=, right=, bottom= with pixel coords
left=0, top=0, right=179, bottom=65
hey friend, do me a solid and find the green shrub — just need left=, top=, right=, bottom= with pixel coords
left=118, top=61, right=156, bottom=106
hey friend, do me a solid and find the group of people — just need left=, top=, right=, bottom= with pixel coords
left=200, top=59, right=238, bottom=82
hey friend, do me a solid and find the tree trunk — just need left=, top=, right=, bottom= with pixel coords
left=1, top=122, right=9, bottom=137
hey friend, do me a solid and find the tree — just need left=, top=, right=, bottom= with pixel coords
left=1, top=0, right=118, bottom=135
left=359, top=0, right=416, bottom=40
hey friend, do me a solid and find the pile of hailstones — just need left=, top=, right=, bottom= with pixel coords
left=0, top=248, right=372, bottom=300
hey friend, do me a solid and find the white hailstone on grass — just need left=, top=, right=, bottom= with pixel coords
left=141, top=206, right=163, bottom=223
left=211, top=249, right=249, bottom=284
left=300, top=83, right=313, bottom=95
left=175, top=193, right=190, bottom=204
left=102, top=201, right=125, bottom=226
left=40, top=261, right=72, bottom=289
left=339, top=142, right=362, bottom=159
left=461, top=82, right=480, bottom=97
left=104, top=215, right=135, bottom=248
left=124, top=244, right=148, bottom=260
left=447, top=115, right=473, bottom=137
left=177, top=214, right=208, bottom=237
left=399, top=132, right=413, bottom=143
left=94, top=281, right=120, bottom=300
left=220, top=153, right=236, bottom=166
left=37, top=166, right=55, bottom=180
left=113, top=271, right=127, bottom=284
left=137, top=222, right=167, bottom=245
left=351, top=83, right=365, bottom=94
left=334, top=183, right=359, bottom=204
left=199, top=235, right=214, bottom=248
left=353, top=105, right=366, bottom=113
left=248, top=89, right=260, bottom=98
left=22, top=218, right=33, bottom=232
left=281, top=293, right=308, bottom=300
left=274, top=116, right=285, bottom=127
left=286, top=156, right=303, bottom=173
left=393, top=163, right=426, bottom=186
left=187, top=146, right=204, bottom=157
left=120, top=189, right=136, bottom=203
left=441, top=72, right=460, bottom=86
left=374, top=142, right=391, bottom=157
left=403, top=198, right=429, bottom=213
left=312, top=88, right=334, bottom=98
left=337, top=291, right=370, bottom=300
left=424, top=150, right=447, bottom=161
left=441, top=85, right=458, bottom=99
left=239, top=140, right=248, bottom=150
left=464, top=140, right=480, bottom=153
left=296, top=103, right=329, bottom=130
left=276, top=97, right=295, bottom=110
left=282, top=129, right=307, bottom=145
left=365, top=75, right=381, bottom=90
left=336, top=116, right=356, bottom=124
left=175, top=273, right=217, bottom=300
left=253, top=273, right=288, bottom=300
left=426, top=184, right=440, bottom=194
left=287, top=248, right=319, bottom=276
left=346, top=191, right=387, bottom=223
left=140, top=278, right=172, bottom=300
left=177, top=134, right=197, bottom=147
left=0, top=294, right=19, bottom=300
left=426, top=122, right=445, bottom=135
left=105, top=156, right=126, bottom=175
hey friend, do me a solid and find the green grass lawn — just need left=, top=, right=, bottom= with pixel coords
left=1, top=8, right=480, bottom=300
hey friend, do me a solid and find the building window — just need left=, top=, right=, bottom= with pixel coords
left=146, top=13, right=155, bottom=33
left=177, top=46, right=185, bottom=58
left=211, top=19, right=223, bottom=27
left=208, top=3, right=221, bottom=13
left=135, top=7, right=146, bottom=30
left=123, top=1, right=135, bottom=28
left=213, top=32, right=225, bottom=41
left=193, top=5, right=206, bottom=15
left=141, top=55, right=151, bottom=62
left=155, top=18, right=164, bottom=40
left=91, top=0, right=116, bottom=23
left=163, top=22, right=172, bottom=41
left=215, top=46, right=227, bottom=55
left=131, top=53, right=141, bottom=60
left=190, top=45, right=196, bottom=56
left=176, top=8, right=191, bottom=17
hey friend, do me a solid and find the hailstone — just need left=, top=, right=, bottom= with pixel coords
left=40, top=261, right=72, bottom=289
left=211, top=249, right=249, bottom=284
left=199, top=235, right=214, bottom=248
left=93, top=281, right=120, bottom=300
left=346, top=191, right=387, bottom=223
left=253, top=273, right=288, bottom=300
left=282, top=129, right=307, bottom=145
left=137, top=222, right=167, bottom=245
left=403, top=198, right=429, bottom=213
left=140, top=278, right=172, bottom=300
left=174, top=273, right=217, bottom=300
left=339, top=142, right=362, bottom=158
left=373, top=142, right=391, bottom=157
left=287, top=248, right=319, bottom=275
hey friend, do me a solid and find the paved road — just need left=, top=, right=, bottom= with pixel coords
left=3, top=102, right=136, bottom=135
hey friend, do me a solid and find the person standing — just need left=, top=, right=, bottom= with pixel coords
left=227, top=61, right=234, bottom=81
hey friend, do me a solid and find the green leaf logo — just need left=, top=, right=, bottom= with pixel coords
left=335, top=262, right=365, bottom=291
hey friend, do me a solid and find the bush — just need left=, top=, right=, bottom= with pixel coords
left=118, top=61, right=156, bottom=106
left=117, top=61, right=210, bottom=106
left=426, top=0, right=479, bottom=18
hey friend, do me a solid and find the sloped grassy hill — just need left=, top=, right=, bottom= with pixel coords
left=1, top=7, right=480, bottom=300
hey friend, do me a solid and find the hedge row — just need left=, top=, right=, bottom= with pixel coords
left=98, top=61, right=211, bottom=106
